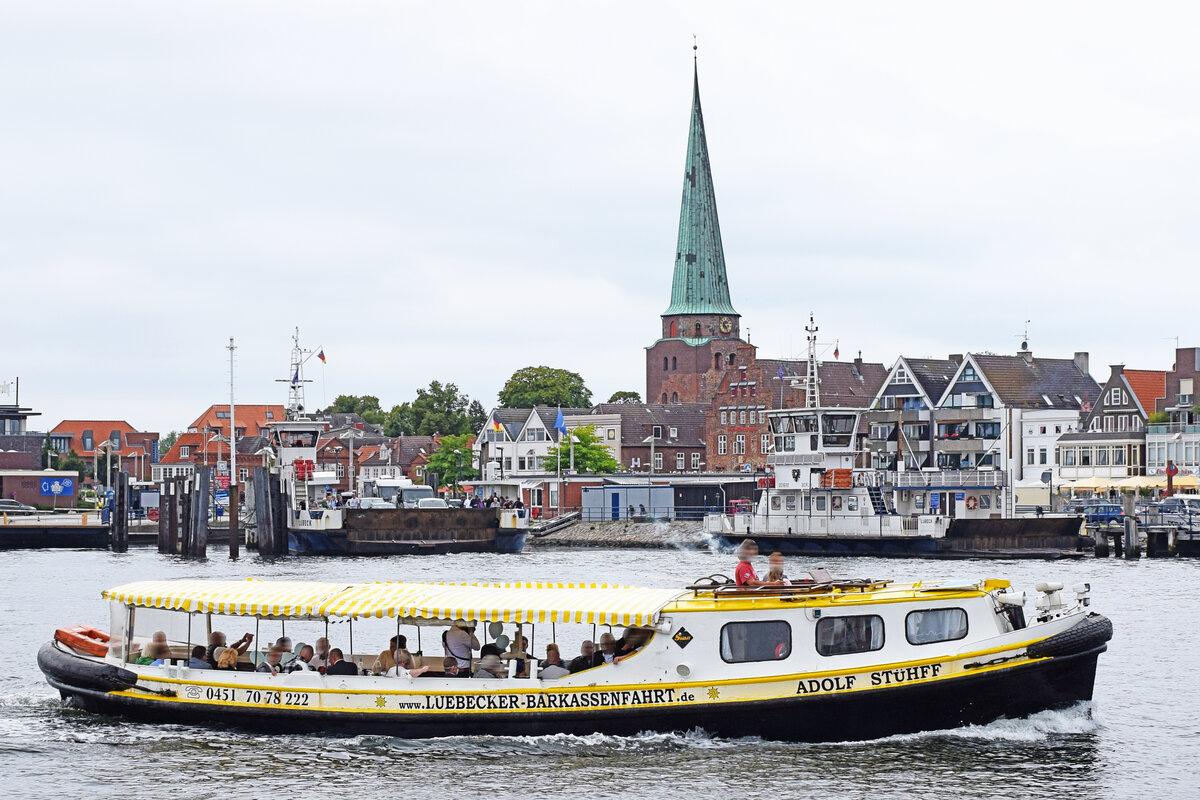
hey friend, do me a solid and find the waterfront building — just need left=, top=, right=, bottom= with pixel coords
left=1055, top=365, right=1165, bottom=490
left=1146, top=346, right=1200, bottom=482
left=473, top=407, right=600, bottom=480
left=590, top=403, right=707, bottom=473
left=0, top=387, right=79, bottom=506
left=48, top=420, right=159, bottom=482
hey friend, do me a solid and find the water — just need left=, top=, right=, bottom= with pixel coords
left=2, top=546, right=1198, bottom=799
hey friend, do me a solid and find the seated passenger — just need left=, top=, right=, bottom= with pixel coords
left=274, top=636, right=293, bottom=654
left=288, top=644, right=317, bottom=672
left=257, top=645, right=287, bottom=673
left=597, top=632, right=618, bottom=665
left=538, top=644, right=569, bottom=679
left=138, top=631, right=170, bottom=664
left=385, top=649, right=430, bottom=679
left=311, top=637, right=330, bottom=670
left=473, top=654, right=506, bottom=679
left=567, top=641, right=599, bottom=673
left=215, top=647, right=240, bottom=671
left=373, top=635, right=407, bottom=673
left=765, top=551, right=791, bottom=585
left=187, top=645, right=211, bottom=670
left=441, top=656, right=464, bottom=678
left=325, top=648, right=359, bottom=676
left=480, top=643, right=503, bottom=658
left=207, top=631, right=253, bottom=668
left=614, top=628, right=651, bottom=663
left=734, top=539, right=783, bottom=588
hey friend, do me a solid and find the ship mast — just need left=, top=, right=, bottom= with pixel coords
left=276, top=327, right=313, bottom=419
left=804, top=313, right=821, bottom=409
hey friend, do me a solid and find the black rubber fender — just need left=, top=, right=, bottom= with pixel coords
left=1026, top=613, right=1113, bottom=659
left=37, top=641, right=138, bottom=694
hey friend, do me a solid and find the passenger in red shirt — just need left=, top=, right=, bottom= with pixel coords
left=734, top=539, right=782, bottom=588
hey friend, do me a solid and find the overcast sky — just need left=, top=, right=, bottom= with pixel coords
left=4, top=3, right=1198, bottom=435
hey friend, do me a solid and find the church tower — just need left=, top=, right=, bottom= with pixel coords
left=646, top=55, right=751, bottom=405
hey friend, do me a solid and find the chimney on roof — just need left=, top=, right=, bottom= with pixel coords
left=1073, top=351, right=1089, bottom=376
left=1021, top=348, right=1033, bottom=365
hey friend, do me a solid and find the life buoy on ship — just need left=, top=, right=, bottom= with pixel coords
left=966, top=496, right=978, bottom=511
left=54, top=625, right=111, bottom=657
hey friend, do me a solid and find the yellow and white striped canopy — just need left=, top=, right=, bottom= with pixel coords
left=102, top=579, right=684, bottom=627
left=102, top=580, right=349, bottom=618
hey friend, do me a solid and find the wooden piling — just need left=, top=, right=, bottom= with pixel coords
left=179, top=477, right=192, bottom=556
left=269, top=473, right=288, bottom=555
left=254, top=467, right=273, bottom=552
left=193, top=468, right=210, bottom=558
left=228, top=483, right=240, bottom=559
left=111, top=471, right=129, bottom=552
left=157, top=481, right=168, bottom=554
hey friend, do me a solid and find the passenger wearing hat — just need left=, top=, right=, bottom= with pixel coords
left=444, top=621, right=480, bottom=671
left=472, top=654, right=506, bottom=679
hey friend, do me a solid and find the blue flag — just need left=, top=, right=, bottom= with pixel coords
left=291, top=368, right=299, bottom=386
left=554, top=408, right=567, bottom=436
left=777, top=364, right=784, bottom=379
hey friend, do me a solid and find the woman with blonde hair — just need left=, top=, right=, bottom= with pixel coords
left=386, top=649, right=429, bottom=679
left=216, top=647, right=240, bottom=671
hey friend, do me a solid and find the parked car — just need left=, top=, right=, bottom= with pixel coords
left=1082, top=502, right=1124, bottom=527
left=415, top=498, right=449, bottom=509
left=0, top=499, right=36, bottom=515
left=358, top=497, right=393, bottom=509
left=1062, top=500, right=1087, bottom=514
left=446, top=499, right=465, bottom=508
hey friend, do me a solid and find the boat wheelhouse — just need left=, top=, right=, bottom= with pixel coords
left=39, top=573, right=1111, bottom=742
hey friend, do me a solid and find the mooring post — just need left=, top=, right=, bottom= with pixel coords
left=228, top=481, right=240, bottom=559
left=193, top=468, right=210, bottom=558
left=1123, top=493, right=1140, bottom=560
left=180, top=477, right=192, bottom=556
left=157, top=480, right=168, bottom=554
left=270, top=473, right=287, bottom=555
left=111, top=471, right=129, bottom=553
left=254, top=467, right=272, bottom=552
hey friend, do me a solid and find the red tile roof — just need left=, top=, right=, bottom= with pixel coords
left=187, top=405, right=286, bottom=437
left=1124, top=369, right=1167, bottom=415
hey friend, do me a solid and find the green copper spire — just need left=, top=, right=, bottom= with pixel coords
left=664, top=59, right=737, bottom=318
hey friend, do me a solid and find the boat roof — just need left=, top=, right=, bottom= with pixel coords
left=102, top=580, right=686, bottom=626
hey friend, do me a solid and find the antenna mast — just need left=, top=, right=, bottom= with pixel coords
left=804, top=313, right=821, bottom=408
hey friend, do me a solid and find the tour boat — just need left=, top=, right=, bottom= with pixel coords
left=38, top=574, right=1111, bottom=742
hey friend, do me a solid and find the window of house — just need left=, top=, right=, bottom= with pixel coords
left=721, top=411, right=728, bottom=425
left=1110, top=388, right=1121, bottom=406
left=718, top=435, right=727, bottom=455
left=265, top=411, right=274, bottom=420
left=654, top=452, right=663, bottom=470
left=761, top=434, right=771, bottom=454
left=1118, top=415, right=1129, bottom=431
left=1080, top=448, right=1091, bottom=466
left=734, top=435, right=746, bottom=455
left=1096, top=448, right=1109, bottom=466
left=905, top=609, right=968, bottom=645
left=1026, top=448, right=1034, bottom=465
left=975, top=422, right=1000, bottom=439
left=816, top=615, right=885, bottom=657
left=669, top=427, right=678, bottom=438
left=1039, top=448, right=1047, bottom=465
left=720, top=621, right=791, bottom=663
left=691, top=452, right=701, bottom=469
left=1113, top=448, right=1126, bottom=466
left=1103, top=416, right=1115, bottom=432
left=1055, top=425, right=1062, bottom=434
left=1063, top=448, right=1076, bottom=466
left=180, top=446, right=190, bottom=457
left=1039, top=426, right=1047, bottom=434
left=652, top=426, right=662, bottom=439
left=336, top=463, right=345, bottom=478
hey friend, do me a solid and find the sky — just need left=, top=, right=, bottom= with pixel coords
left=4, top=3, right=1199, bottom=435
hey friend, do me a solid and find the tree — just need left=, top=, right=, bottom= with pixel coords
left=160, top=431, right=180, bottom=454
left=425, top=434, right=479, bottom=489
left=383, top=382, right=481, bottom=437
left=499, top=366, right=592, bottom=409
left=58, top=450, right=88, bottom=477
left=606, top=390, right=642, bottom=405
left=540, top=424, right=620, bottom=474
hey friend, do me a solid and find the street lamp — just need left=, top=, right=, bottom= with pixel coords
left=643, top=435, right=656, bottom=481
left=452, top=449, right=463, bottom=497
left=332, top=446, right=344, bottom=494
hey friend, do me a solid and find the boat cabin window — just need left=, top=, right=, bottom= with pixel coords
left=794, top=415, right=819, bottom=433
left=785, top=494, right=796, bottom=511
left=774, top=417, right=792, bottom=434
left=720, top=621, right=791, bottom=663
left=905, top=608, right=968, bottom=645
left=821, top=414, right=856, bottom=447
left=815, top=615, right=885, bottom=657
left=815, top=496, right=826, bottom=511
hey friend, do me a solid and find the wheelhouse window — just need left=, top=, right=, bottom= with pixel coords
left=816, top=615, right=885, bottom=657
left=720, top=620, right=791, bottom=663
left=905, top=608, right=968, bottom=645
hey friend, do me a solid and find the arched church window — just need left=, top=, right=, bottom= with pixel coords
left=669, top=320, right=678, bottom=338
left=672, top=356, right=677, bottom=371
left=663, top=357, right=669, bottom=371
left=662, top=393, right=668, bottom=404
left=714, top=353, right=722, bottom=370
left=695, top=322, right=702, bottom=336
left=671, top=392, right=678, bottom=403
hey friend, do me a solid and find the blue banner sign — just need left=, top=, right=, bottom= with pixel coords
left=40, top=477, right=75, bottom=496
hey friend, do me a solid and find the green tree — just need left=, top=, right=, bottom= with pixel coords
left=383, top=382, right=481, bottom=437
left=425, top=433, right=479, bottom=488
left=1148, top=411, right=1170, bottom=425
left=498, top=366, right=592, bottom=409
left=606, top=390, right=642, bottom=404
left=58, top=450, right=88, bottom=476
left=540, top=424, right=620, bottom=474
left=160, top=431, right=180, bottom=454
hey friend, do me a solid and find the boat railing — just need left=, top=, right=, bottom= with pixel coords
left=889, top=469, right=1006, bottom=488
left=685, top=573, right=894, bottom=599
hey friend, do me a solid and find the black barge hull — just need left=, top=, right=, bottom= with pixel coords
left=289, top=507, right=525, bottom=555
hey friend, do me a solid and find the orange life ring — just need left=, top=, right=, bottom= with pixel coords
left=966, top=496, right=978, bottom=511
left=54, top=625, right=111, bottom=657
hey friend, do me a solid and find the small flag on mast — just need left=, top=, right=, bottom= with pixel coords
left=291, top=368, right=299, bottom=386
left=554, top=408, right=567, bottom=437
left=317, top=349, right=326, bottom=364
left=491, top=419, right=503, bottom=432
left=834, top=341, right=840, bottom=360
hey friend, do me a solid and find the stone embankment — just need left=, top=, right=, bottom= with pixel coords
left=528, top=520, right=715, bottom=550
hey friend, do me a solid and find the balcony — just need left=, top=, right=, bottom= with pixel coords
left=1147, top=423, right=1200, bottom=436
left=889, top=469, right=1006, bottom=489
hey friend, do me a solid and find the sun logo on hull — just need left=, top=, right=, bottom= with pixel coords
left=707, top=687, right=720, bottom=700
left=375, top=696, right=386, bottom=708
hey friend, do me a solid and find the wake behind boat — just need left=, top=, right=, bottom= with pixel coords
left=38, top=573, right=1111, bottom=742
